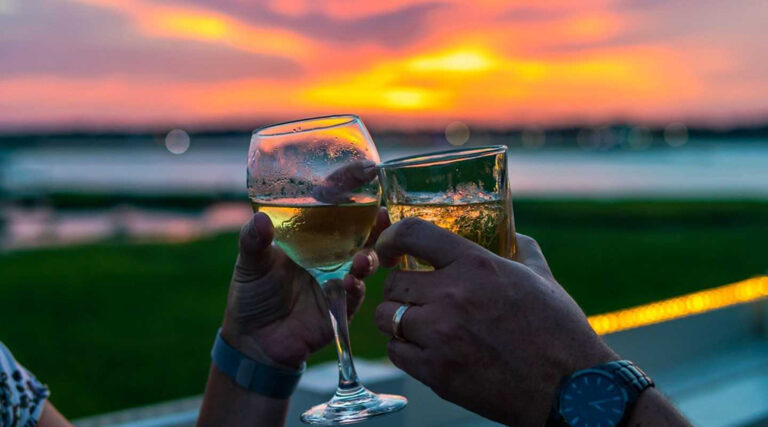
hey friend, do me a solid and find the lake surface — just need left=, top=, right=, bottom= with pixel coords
left=2, top=137, right=768, bottom=198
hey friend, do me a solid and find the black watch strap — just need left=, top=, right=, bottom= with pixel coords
left=598, top=360, right=654, bottom=402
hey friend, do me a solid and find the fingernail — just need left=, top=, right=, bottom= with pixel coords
left=248, top=213, right=273, bottom=244
left=251, top=214, right=266, bottom=231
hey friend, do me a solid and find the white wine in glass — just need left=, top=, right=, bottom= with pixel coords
left=248, top=115, right=407, bottom=425
left=250, top=200, right=380, bottom=276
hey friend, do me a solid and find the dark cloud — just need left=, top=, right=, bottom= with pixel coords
left=166, top=0, right=445, bottom=48
left=0, top=0, right=302, bottom=81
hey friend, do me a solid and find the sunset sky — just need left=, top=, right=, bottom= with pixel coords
left=1, top=0, right=766, bottom=129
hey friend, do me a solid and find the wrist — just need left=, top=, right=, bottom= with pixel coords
left=564, top=335, right=620, bottom=375
left=548, top=357, right=654, bottom=427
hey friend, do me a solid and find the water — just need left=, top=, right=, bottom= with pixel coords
left=2, top=137, right=767, bottom=249
left=3, top=138, right=768, bottom=198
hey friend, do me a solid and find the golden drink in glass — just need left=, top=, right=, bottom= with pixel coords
left=378, top=146, right=515, bottom=270
left=250, top=200, right=380, bottom=273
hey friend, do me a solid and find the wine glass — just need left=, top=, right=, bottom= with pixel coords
left=247, top=115, right=407, bottom=425
left=377, top=145, right=516, bottom=270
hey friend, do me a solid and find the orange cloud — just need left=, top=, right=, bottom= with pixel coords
left=73, top=0, right=317, bottom=58
left=1, top=0, right=764, bottom=127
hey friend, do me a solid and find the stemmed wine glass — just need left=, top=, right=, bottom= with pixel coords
left=247, top=115, right=407, bottom=425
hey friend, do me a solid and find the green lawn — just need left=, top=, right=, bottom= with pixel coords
left=1, top=199, right=766, bottom=418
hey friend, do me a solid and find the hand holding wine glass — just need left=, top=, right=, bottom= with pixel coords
left=219, top=208, right=389, bottom=370
left=198, top=206, right=389, bottom=427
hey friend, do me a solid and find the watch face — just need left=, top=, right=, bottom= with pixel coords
left=559, top=370, right=628, bottom=426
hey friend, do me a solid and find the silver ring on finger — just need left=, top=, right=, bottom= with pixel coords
left=392, top=303, right=411, bottom=342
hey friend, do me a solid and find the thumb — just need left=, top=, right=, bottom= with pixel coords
left=236, top=212, right=276, bottom=278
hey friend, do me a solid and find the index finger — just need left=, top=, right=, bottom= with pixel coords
left=375, top=217, right=478, bottom=269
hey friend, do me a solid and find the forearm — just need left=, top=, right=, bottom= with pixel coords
left=197, top=364, right=290, bottom=427
left=626, top=388, right=691, bottom=427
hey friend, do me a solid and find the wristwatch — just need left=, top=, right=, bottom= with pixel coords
left=548, top=360, right=654, bottom=427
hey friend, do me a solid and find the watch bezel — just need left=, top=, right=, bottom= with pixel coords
left=557, top=369, right=629, bottom=425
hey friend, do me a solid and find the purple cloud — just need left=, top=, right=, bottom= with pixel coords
left=0, top=0, right=302, bottom=81
left=161, top=0, right=445, bottom=48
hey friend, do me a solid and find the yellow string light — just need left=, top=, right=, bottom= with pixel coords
left=588, top=276, right=768, bottom=335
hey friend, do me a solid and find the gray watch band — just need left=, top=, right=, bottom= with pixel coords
left=211, top=329, right=305, bottom=399
left=548, top=360, right=654, bottom=427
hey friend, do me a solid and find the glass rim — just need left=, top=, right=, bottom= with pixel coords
left=378, top=145, right=507, bottom=170
left=253, top=114, right=360, bottom=138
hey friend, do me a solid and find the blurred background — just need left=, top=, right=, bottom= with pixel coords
left=0, top=0, right=766, bottom=422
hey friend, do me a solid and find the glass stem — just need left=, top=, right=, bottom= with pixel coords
left=323, top=278, right=362, bottom=393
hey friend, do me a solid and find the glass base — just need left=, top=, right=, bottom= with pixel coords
left=300, top=386, right=407, bottom=425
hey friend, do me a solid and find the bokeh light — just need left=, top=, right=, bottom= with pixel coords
left=165, top=129, right=190, bottom=154
left=589, top=276, right=768, bottom=335
left=445, top=121, right=470, bottom=146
